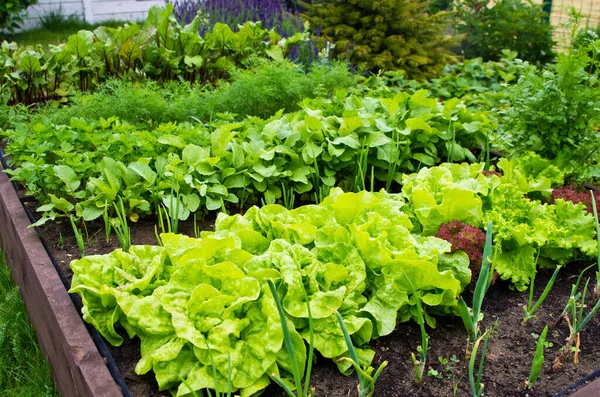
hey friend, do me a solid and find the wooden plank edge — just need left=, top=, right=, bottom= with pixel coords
left=0, top=164, right=123, bottom=397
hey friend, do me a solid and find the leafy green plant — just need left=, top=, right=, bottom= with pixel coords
left=69, top=189, right=471, bottom=396
left=0, top=0, right=37, bottom=38
left=525, top=325, right=548, bottom=389
left=455, top=0, right=554, bottom=64
left=0, top=4, right=310, bottom=105
left=456, top=222, right=493, bottom=343
left=427, top=355, right=460, bottom=379
left=300, top=0, right=458, bottom=79
left=502, top=8, right=600, bottom=162
left=336, top=312, right=387, bottom=397
left=3, top=88, right=493, bottom=225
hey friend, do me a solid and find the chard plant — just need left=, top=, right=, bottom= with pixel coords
left=267, top=280, right=315, bottom=397
left=457, top=222, right=493, bottom=343
left=526, top=325, right=548, bottom=389
left=336, top=312, right=387, bottom=397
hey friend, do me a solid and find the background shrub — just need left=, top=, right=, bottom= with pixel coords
left=0, top=0, right=37, bottom=38
left=299, top=0, right=458, bottom=79
left=455, top=0, right=554, bottom=64
left=502, top=15, right=600, bottom=163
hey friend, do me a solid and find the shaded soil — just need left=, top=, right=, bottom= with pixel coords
left=35, top=209, right=600, bottom=397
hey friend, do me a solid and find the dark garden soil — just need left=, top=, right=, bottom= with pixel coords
left=33, top=206, right=600, bottom=397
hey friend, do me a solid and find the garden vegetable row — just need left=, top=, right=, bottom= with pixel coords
left=0, top=4, right=305, bottom=105
left=68, top=161, right=598, bottom=396
left=2, top=89, right=492, bottom=226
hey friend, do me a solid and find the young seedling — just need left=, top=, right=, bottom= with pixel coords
left=267, top=280, right=315, bottom=397
left=427, top=355, right=460, bottom=379
left=282, top=183, right=296, bottom=210
left=526, top=325, right=548, bottom=389
left=58, top=232, right=65, bottom=250
left=410, top=292, right=429, bottom=384
left=167, top=186, right=181, bottom=234
left=112, top=197, right=131, bottom=252
left=354, top=136, right=369, bottom=192
left=193, top=212, right=201, bottom=239
left=401, top=269, right=429, bottom=384
left=523, top=258, right=562, bottom=326
left=103, top=200, right=112, bottom=243
left=555, top=264, right=600, bottom=366
left=468, top=323, right=495, bottom=397
left=457, top=222, right=493, bottom=343
left=69, top=215, right=85, bottom=257
left=336, top=311, right=387, bottom=397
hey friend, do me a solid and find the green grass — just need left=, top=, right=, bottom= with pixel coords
left=0, top=251, right=59, bottom=397
left=8, top=12, right=125, bottom=50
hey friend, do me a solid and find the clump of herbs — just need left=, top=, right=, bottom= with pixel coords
left=551, top=185, right=600, bottom=214
left=41, top=60, right=356, bottom=126
left=455, top=0, right=555, bottom=64
left=502, top=8, right=600, bottom=162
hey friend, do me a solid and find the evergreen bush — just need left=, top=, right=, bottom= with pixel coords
left=299, top=0, right=458, bottom=79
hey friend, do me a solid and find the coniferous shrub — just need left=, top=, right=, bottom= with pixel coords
left=299, top=0, right=458, bottom=79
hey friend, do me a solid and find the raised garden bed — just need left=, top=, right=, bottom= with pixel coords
left=0, top=163, right=123, bottom=397
left=2, top=160, right=600, bottom=397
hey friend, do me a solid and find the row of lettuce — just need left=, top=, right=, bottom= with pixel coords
left=68, top=161, right=598, bottom=396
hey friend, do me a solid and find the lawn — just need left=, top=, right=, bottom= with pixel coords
left=0, top=251, right=58, bottom=397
